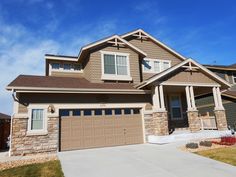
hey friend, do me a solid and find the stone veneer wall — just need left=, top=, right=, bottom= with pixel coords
left=187, top=110, right=200, bottom=132
left=10, top=115, right=59, bottom=156
left=214, top=110, right=228, bottom=130
left=144, top=111, right=169, bottom=136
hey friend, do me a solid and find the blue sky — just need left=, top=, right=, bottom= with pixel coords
left=0, top=0, right=236, bottom=114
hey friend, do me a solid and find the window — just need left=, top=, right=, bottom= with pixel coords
left=51, top=63, right=60, bottom=70
left=153, top=61, right=161, bottom=73
left=133, top=108, right=140, bottom=114
left=83, top=109, right=92, bottom=116
left=73, top=109, right=81, bottom=116
left=105, top=109, right=112, bottom=115
left=31, top=109, right=44, bottom=130
left=63, top=63, right=71, bottom=70
left=60, top=109, right=70, bottom=117
left=104, top=54, right=116, bottom=74
left=94, top=109, right=102, bottom=115
left=143, top=60, right=151, bottom=71
left=102, top=51, right=131, bottom=80
left=143, top=59, right=171, bottom=73
left=124, top=108, right=131, bottom=115
left=74, top=64, right=82, bottom=71
left=114, top=109, right=122, bottom=115
left=170, top=95, right=183, bottom=120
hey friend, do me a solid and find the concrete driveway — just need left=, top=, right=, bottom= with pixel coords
left=58, top=143, right=236, bottom=177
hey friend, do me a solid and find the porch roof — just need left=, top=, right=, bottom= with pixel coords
left=136, top=59, right=231, bottom=89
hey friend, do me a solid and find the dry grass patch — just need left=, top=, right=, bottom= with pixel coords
left=196, top=147, right=236, bottom=166
left=0, top=160, right=64, bottom=177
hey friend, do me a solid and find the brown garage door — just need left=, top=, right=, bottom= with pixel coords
left=60, top=108, right=144, bottom=151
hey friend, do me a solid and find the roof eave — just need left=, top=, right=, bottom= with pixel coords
left=6, top=86, right=151, bottom=94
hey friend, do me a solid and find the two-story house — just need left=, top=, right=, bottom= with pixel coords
left=196, top=64, right=236, bottom=128
left=6, top=29, right=231, bottom=156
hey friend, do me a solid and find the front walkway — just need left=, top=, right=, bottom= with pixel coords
left=58, top=143, right=236, bottom=177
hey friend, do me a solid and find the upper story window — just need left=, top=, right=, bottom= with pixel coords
left=101, top=51, right=132, bottom=81
left=63, top=63, right=71, bottom=70
left=143, top=58, right=171, bottom=73
left=50, top=62, right=82, bottom=73
left=51, top=63, right=60, bottom=70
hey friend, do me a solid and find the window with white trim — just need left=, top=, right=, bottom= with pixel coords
left=51, top=63, right=60, bottom=70
left=50, top=62, right=82, bottom=72
left=142, top=59, right=171, bottom=73
left=31, top=109, right=44, bottom=130
left=101, top=51, right=131, bottom=81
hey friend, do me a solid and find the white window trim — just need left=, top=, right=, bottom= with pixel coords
left=100, top=51, right=132, bottom=81
left=49, top=62, right=83, bottom=76
left=27, top=105, right=48, bottom=136
left=169, top=94, right=183, bottom=120
left=142, top=58, right=171, bottom=74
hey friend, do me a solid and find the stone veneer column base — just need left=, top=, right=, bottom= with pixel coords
left=144, top=111, right=169, bottom=136
left=10, top=115, right=59, bottom=156
left=214, top=109, right=227, bottom=130
left=187, top=110, right=201, bottom=132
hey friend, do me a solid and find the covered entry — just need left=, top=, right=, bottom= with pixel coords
left=59, top=107, right=144, bottom=151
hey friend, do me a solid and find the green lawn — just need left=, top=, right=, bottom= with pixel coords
left=196, top=147, right=236, bottom=166
left=0, top=160, right=64, bottom=177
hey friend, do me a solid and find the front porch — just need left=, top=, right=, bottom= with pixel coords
left=145, top=84, right=228, bottom=136
left=141, top=59, right=230, bottom=137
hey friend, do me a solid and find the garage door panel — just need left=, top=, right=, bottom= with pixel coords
left=60, top=108, right=143, bottom=151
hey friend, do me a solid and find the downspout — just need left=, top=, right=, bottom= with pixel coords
left=9, top=89, right=19, bottom=157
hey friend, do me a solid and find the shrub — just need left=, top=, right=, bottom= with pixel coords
left=212, top=136, right=236, bottom=146
left=199, top=141, right=212, bottom=147
left=186, top=142, right=199, bottom=149
left=220, top=136, right=236, bottom=146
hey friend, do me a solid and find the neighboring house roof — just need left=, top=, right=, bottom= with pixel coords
left=204, top=64, right=236, bottom=71
left=136, top=58, right=232, bottom=89
left=6, top=75, right=149, bottom=94
left=121, top=29, right=186, bottom=61
left=230, top=63, right=236, bottom=68
left=78, top=35, right=147, bottom=62
left=0, top=113, right=10, bottom=120
left=222, top=90, right=236, bottom=99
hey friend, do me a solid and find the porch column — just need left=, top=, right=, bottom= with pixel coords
left=150, top=85, right=169, bottom=136
left=185, top=86, right=192, bottom=111
left=159, top=85, right=166, bottom=111
left=189, top=86, right=196, bottom=110
left=212, top=87, right=219, bottom=109
left=185, top=86, right=200, bottom=132
left=152, top=86, right=160, bottom=111
left=213, top=87, right=227, bottom=130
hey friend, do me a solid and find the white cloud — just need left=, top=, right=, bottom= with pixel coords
left=0, top=15, right=118, bottom=115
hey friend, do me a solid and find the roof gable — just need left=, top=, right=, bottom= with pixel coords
left=136, top=58, right=231, bottom=89
left=78, top=35, right=147, bottom=62
left=121, top=29, right=186, bottom=61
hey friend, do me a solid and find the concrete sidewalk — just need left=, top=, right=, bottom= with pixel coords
left=58, top=143, right=236, bottom=177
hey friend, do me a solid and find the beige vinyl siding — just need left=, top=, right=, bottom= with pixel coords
left=83, top=55, right=92, bottom=81
left=127, top=38, right=184, bottom=81
left=51, top=71, right=83, bottom=78
left=161, top=70, right=218, bottom=84
left=87, top=45, right=141, bottom=84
